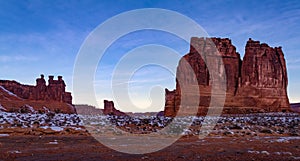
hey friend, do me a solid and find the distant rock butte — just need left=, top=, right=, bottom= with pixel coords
left=75, top=100, right=126, bottom=116
left=103, top=100, right=126, bottom=116
left=165, top=37, right=290, bottom=116
left=0, top=75, right=75, bottom=114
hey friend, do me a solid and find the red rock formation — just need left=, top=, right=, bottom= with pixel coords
left=103, top=100, right=125, bottom=116
left=236, top=39, right=289, bottom=110
left=0, top=75, right=75, bottom=114
left=0, top=75, right=72, bottom=104
left=164, top=37, right=290, bottom=117
left=164, top=89, right=176, bottom=116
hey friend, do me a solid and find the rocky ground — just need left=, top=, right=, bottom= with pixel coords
left=0, top=111, right=299, bottom=160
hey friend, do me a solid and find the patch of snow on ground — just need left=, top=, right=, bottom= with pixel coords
left=24, top=104, right=36, bottom=113
left=248, top=150, right=270, bottom=155
left=261, top=151, right=270, bottom=155
left=281, top=152, right=292, bottom=155
left=275, top=137, right=300, bottom=143
left=71, top=127, right=82, bottom=131
left=40, top=126, right=49, bottom=130
left=48, top=140, right=58, bottom=144
left=43, top=107, right=50, bottom=113
left=9, top=150, right=21, bottom=154
left=0, top=134, right=9, bottom=137
left=50, top=126, right=63, bottom=131
left=248, top=150, right=260, bottom=154
left=292, top=156, right=300, bottom=160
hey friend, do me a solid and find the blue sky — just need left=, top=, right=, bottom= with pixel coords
left=0, top=0, right=299, bottom=112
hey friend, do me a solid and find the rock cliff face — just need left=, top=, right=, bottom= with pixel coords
left=0, top=75, right=75, bottom=114
left=0, top=75, right=72, bottom=104
left=164, top=38, right=290, bottom=117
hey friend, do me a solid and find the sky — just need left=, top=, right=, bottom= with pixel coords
left=0, top=0, right=299, bottom=112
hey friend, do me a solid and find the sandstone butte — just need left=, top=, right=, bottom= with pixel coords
left=0, top=75, right=76, bottom=114
left=164, top=37, right=290, bottom=117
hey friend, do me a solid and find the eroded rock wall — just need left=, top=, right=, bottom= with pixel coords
left=0, top=75, right=75, bottom=114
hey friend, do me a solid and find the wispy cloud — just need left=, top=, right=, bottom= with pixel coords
left=0, top=55, right=38, bottom=62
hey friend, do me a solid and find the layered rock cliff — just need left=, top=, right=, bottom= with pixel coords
left=0, top=75, right=75, bottom=114
left=165, top=38, right=290, bottom=116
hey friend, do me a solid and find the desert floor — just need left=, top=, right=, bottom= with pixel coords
left=0, top=134, right=299, bottom=161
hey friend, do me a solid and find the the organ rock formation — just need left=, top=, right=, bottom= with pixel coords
left=0, top=75, right=75, bottom=114
left=164, top=38, right=290, bottom=116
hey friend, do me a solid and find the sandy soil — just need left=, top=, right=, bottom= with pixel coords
left=0, top=112, right=299, bottom=160
left=0, top=134, right=299, bottom=161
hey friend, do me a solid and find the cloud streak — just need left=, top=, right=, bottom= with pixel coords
left=0, top=55, right=38, bottom=62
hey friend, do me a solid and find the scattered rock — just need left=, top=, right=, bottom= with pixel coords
left=260, top=129, right=273, bottom=134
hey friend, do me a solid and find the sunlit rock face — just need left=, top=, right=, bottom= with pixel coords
left=165, top=38, right=290, bottom=117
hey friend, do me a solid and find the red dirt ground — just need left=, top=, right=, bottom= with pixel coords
left=0, top=134, right=299, bottom=161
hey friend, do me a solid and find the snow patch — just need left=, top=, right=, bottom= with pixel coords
left=0, top=86, right=19, bottom=97
left=248, top=150, right=260, bottom=154
left=291, top=156, right=300, bottom=160
left=274, top=137, right=300, bottom=143
left=0, top=134, right=9, bottom=137
left=24, top=104, right=36, bottom=113
left=71, top=127, right=83, bottom=131
left=48, top=140, right=58, bottom=144
left=0, top=104, right=7, bottom=111
left=282, top=152, right=292, bottom=155
left=40, top=126, right=49, bottom=130
left=248, top=150, right=270, bottom=155
left=50, top=126, right=63, bottom=131
left=9, top=150, right=21, bottom=154
left=276, top=138, right=290, bottom=143
left=43, top=107, right=50, bottom=113
left=261, top=151, right=270, bottom=155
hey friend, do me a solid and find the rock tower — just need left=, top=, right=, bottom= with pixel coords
left=164, top=38, right=290, bottom=116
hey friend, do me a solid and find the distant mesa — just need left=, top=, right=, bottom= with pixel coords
left=164, top=37, right=290, bottom=116
left=0, top=74, right=75, bottom=114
